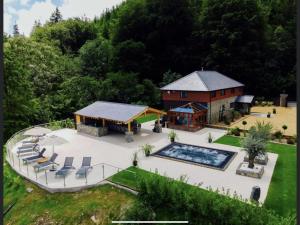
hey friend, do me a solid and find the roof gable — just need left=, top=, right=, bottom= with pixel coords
left=160, top=71, right=244, bottom=91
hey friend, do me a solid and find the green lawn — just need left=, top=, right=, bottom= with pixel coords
left=214, top=135, right=296, bottom=217
left=107, top=166, right=152, bottom=190
left=135, top=113, right=158, bottom=124
left=4, top=162, right=135, bottom=225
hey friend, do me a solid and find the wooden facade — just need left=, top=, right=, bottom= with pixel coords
left=167, top=103, right=208, bottom=132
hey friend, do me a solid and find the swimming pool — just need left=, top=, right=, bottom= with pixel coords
left=153, top=142, right=236, bottom=170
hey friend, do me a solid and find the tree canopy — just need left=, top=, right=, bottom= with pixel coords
left=4, top=0, right=296, bottom=140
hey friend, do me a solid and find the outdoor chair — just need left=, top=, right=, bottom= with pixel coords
left=76, top=157, right=92, bottom=177
left=34, top=153, right=58, bottom=172
left=22, top=148, right=46, bottom=164
left=55, top=157, right=75, bottom=177
left=17, top=144, right=40, bottom=156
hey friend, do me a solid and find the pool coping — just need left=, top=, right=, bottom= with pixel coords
left=151, top=142, right=238, bottom=171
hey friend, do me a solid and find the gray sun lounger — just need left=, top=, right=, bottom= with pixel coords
left=76, top=157, right=92, bottom=177
left=55, top=157, right=75, bottom=176
left=22, top=148, right=46, bottom=164
left=34, top=153, right=58, bottom=172
left=17, top=144, right=40, bottom=156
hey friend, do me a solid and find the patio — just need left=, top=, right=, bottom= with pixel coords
left=6, top=121, right=277, bottom=203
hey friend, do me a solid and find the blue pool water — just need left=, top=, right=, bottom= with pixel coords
left=154, top=142, right=236, bottom=170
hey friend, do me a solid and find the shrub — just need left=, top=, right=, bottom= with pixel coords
left=261, top=101, right=267, bottom=106
left=230, top=127, right=241, bottom=136
left=273, top=130, right=283, bottom=141
left=267, top=112, right=271, bottom=118
left=224, top=117, right=231, bottom=125
left=287, top=138, right=295, bottom=145
left=267, top=101, right=273, bottom=106
left=272, top=108, right=276, bottom=114
left=233, top=110, right=241, bottom=119
left=254, top=100, right=259, bottom=106
left=125, top=173, right=291, bottom=225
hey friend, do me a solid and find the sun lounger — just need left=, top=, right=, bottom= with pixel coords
left=76, top=157, right=92, bottom=177
left=17, top=144, right=40, bottom=156
left=22, top=148, right=46, bottom=164
left=55, top=157, right=75, bottom=176
left=34, top=153, right=58, bottom=172
left=22, top=137, right=39, bottom=145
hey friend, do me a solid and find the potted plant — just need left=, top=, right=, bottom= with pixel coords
left=132, top=152, right=138, bottom=166
left=168, top=130, right=178, bottom=143
left=208, top=132, right=213, bottom=143
left=241, top=122, right=272, bottom=168
left=272, top=108, right=276, bottom=114
left=242, top=121, right=247, bottom=137
left=141, top=144, right=154, bottom=157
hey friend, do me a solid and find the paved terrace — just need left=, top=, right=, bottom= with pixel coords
left=6, top=122, right=277, bottom=203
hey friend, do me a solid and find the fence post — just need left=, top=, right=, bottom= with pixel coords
left=18, top=158, right=21, bottom=171
left=27, top=163, right=29, bottom=176
left=45, top=170, right=48, bottom=185
left=102, top=164, right=105, bottom=179
left=12, top=153, right=15, bottom=167
left=85, top=169, right=87, bottom=184
left=35, top=170, right=37, bottom=180
left=64, top=175, right=66, bottom=187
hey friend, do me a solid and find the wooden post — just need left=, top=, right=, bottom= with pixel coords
left=128, top=122, right=131, bottom=132
left=157, top=114, right=160, bottom=125
left=102, top=119, right=105, bottom=127
left=75, top=115, right=81, bottom=124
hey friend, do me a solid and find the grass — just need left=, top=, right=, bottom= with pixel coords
left=4, top=162, right=135, bottom=225
left=135, top=113, right=158, bottom=124
left=107, top=166, right=152, bottom=190
left=214, top=135, right=296, bottom=217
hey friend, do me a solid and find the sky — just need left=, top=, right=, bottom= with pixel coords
left=4, top=0, right=124, bottom=36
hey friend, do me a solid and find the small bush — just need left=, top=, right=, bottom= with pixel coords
left=273, top=131, right=283, bottom=140
left=224, top=117, right=231, bottom=125
left=272, top=108, right=276, bottom=114
left=261, top=101, right=267, bottom=107
left=267, top=112, right=271, bottom=118
left=287, top=138, right=295, bottom=145
left=230, top=127, right=241, bottom=136
left=267, top=101, right=273, bottom=106
left=233, top=110, right=241, bottom=119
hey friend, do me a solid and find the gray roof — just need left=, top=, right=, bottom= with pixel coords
left=160, top=71, right=244, bottom=91
left=235, top=95, right=254, bottom=104
left=75, top=101, right=148, bottom=122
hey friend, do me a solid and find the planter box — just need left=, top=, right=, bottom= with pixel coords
left=236, top=162, right=264, bottom=179
left=244, top=153, right=268, bottom=165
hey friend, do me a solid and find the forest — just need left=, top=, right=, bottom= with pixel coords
left=3, top=0, right=296, bottom=140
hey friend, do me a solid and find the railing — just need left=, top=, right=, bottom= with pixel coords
left=4, top=120, right=136, bottom=191
left=5, top=119, right=75, bottom=163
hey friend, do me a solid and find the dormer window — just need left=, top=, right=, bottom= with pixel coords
left=180, top=91, right=188, bottom=98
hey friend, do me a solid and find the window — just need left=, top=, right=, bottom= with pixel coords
left=221, top=89, right=225, bottom=96
left=210, top=91, right=216, bottom=98
left=180, top=91, right=188, bottom=98
left=231, top=88, right=235, bottom=94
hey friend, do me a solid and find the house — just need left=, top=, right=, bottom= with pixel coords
left=160, top=70, right=254, bottom=131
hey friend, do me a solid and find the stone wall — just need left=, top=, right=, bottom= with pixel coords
left=77, top=124, right=108, bottom=137
left=207, top=96, right=236, bottom=124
